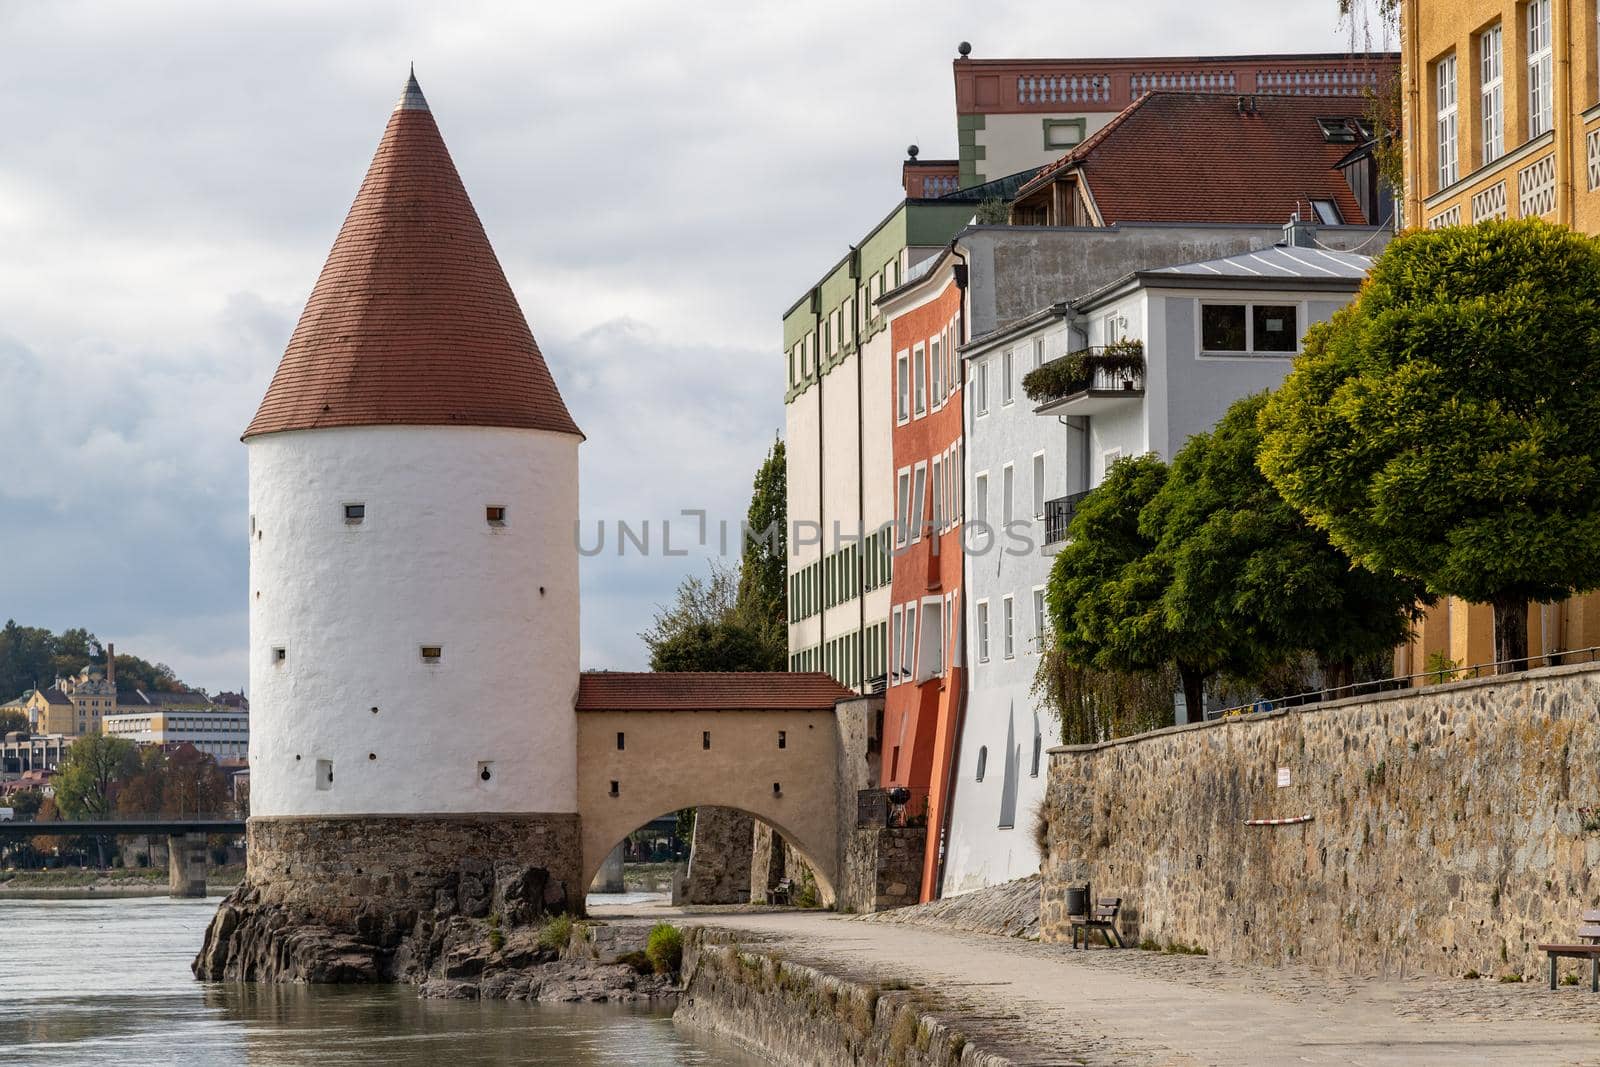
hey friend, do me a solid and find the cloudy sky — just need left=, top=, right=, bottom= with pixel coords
left=0, top=1, right=1371, bottom=693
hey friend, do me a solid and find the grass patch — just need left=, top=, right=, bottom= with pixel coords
left=1561, top=972, right=1582, bottom=986
left=1462, top=970, right=1480, bottom=979
left=616, top=950, right=653, bottom=975
left=537, top=913, right=573, bottom=951
left=646, top=922, right=683, bottom=975
left=1498, top=973, right=1524, bottom=984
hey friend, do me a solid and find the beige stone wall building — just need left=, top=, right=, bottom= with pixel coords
left=1399, top=0, right=1600, bottom=674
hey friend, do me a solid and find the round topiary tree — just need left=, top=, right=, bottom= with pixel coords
left=1258, top=219, right=1600, bottom=669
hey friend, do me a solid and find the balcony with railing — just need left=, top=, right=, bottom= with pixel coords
left=1022, top=341, right=1145, bottom=416
left=1044, top=490, right=1092, bottom=546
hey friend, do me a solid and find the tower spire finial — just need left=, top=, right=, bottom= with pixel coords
left=396, top=65, right=429, bottom=113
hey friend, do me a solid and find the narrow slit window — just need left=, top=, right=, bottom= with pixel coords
left=609, top=780, right=620, bottom=797
left=702, top=730, right=711, bottom=750
left=778, top=730, right=787, bottom=749
left=315, top=759, right=333, bottom=791
left=616, top=731, right=625, bottom=751
left=272, top=647, right=286, bottom=664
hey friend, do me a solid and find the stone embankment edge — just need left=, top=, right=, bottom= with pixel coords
left=674, top=926, right=1014, bottom=1067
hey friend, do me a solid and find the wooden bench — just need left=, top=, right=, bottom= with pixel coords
left=1538, top=910, right=1600, bottom=991
left=1070, top=897, right=1123, bottom=949
left=768, top=878, right=794, bottom=906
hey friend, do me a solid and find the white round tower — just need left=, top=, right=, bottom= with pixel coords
left=240, top=72, right=584, bottom=913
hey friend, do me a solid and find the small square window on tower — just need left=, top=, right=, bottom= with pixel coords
left=344, top=503, right=365, bottom=524
left=420, top=645, right=443, bottom=663
left=486, top=505, right=507, bottom=526
left=272, top=647, right=286, bottom=665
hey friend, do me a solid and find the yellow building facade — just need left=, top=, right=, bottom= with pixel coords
left=1399, top=0, right=1600, bottom=674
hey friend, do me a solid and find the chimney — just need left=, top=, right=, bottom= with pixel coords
left=106, top=643, right=115, bottom=688
left=1283, top=214, right=1318, bottom=248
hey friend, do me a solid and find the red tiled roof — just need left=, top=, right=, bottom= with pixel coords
left=244, top=73, right=581, bottom=440
left=1014, top=92, right=1366, bottom=225
left=575, top=672, right=856, bottom=712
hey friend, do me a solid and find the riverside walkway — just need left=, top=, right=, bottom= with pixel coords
left=594, top=900, right=1600, bottom=1065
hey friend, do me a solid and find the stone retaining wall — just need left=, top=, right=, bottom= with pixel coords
left=676, top=928, right=1012, bottom=1066
left=1041, top=664, right=1600, bottom=980
left=841, top=826, right=926, bottom=913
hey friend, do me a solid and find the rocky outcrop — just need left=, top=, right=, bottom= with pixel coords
left=194, top=813, right=582, bottom=982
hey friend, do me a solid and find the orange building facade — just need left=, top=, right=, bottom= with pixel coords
left=879, top=255, right=966, bottom=902
left=1399, top=0, right=1600, bottom=673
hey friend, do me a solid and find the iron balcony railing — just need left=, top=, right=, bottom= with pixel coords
left=1044, top=490, right=1092, bottom=546
left=1022, top=343, right=1145, bottom=407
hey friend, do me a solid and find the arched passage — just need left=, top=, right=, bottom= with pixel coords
left=581, top=802, right=836, bottom=905
left=574, top=673, right=857, bottom=906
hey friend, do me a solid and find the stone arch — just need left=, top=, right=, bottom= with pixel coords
left=580, top=798, right=837, bottom=905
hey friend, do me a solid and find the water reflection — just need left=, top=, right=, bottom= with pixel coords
left=0, top=896, right=760, bottom=1066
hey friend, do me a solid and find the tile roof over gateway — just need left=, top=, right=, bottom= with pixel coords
left=575, top=672, right=856, bottom=712
left=1014, top=92, right=1366, bottom=226
left=244, top=72, right=581, bottom=440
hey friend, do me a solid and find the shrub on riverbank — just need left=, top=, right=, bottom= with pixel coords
left=647, top=922, right=683, bottom=975
left=538, top=913, right=573, bottom=951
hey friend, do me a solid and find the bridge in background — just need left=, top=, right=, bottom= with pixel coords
left=0, top=815, right=245, bottom=897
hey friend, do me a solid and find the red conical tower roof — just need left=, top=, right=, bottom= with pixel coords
left=244, top=72, right=582, bottom=440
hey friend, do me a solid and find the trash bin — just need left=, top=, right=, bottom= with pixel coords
left=1065, top=882, right=1089, bottom=919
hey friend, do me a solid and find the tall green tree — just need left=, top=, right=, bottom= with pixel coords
left=53, top=734, right=138, bottom=819
left=0, top=709, right=26, bottom=735
left=641, top=440, right=789, bottom=673
left=1045, top=455, right=1227, bottom=721
left=739, top=437, right=787, bottom=630
left=1151, top=393, right=1428, bottom=691
left=1259, top=220, right=1600, bottom=668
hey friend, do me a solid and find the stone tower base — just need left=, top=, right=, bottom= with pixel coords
left=194, top=812, right=582, bottom=983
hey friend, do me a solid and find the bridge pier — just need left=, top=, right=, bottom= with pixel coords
left=168, top=832, right=208, bottom=898
left=591, top=842, right=625, bottom=893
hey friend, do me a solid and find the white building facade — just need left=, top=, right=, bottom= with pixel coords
left=942, top=235, right=1380, bottom=895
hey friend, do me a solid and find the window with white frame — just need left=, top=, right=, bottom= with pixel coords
left=973, top=362, right=988, bottom=415
left=1033, top=337, right=1046, bottom=370
left=896, top=468, right=911, bottom=546
left=930, top=335, right=943, bottom=402
left=918, top=600, right=943, bottom=680
left=932, top=455, right=944, bottom=530
left=901, top=604, right=916, bottom=678
left=896, top=351, right=910, bottom=422
left=1002, top=595, right=1015, bottom=659
left=1101, top=447, right=1123, bottom=483
left=1002, top=349, right=1015, bottom=405
left=1002, top=464, right=1015, bottom=527
left=913, top=343, right=927, bottom=416
left=1435, top=53, right=1458, bottom=189
left=829, top=309, right=841, bottom=355
left=1200, top=302, right=1300, bottom=354
left=1480, top=25, right=1503, bottom=164
left=1033, top=588, right=1047, bottom=647
left=890, top=604, right=904, bottom=682
left=976, top=600, right=991, bottom=662
left=1529, top=0, right=1552, bottom=137
left=842, top=298, right=854, bottom=345
left=1032, top=453, right=1046, bottom=519
left=911, top=464, right=927, bottom=542
left=974, top=472, right=989, bottom=527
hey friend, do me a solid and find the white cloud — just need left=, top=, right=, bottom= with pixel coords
left=0, top=0, right=1366, bottom=690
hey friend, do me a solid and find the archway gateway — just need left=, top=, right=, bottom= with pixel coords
left=574, top=672, right=864, bottom=903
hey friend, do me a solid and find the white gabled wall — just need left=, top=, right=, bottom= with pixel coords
left=247, top=424, right=580, bottom=817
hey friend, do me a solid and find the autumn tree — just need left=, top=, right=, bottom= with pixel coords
left=1259, top=221, right=1600, bottom=668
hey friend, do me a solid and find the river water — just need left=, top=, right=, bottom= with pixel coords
left=0, top=895, right=764, bottom=1066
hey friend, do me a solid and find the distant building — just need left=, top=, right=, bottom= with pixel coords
left=21, top=645, right=121, bottom=737
left=103, top=698, right=249, bottom=760
left=951, top=48, right=1395, bottom=188
left=1, top=732, right=70, bottom=776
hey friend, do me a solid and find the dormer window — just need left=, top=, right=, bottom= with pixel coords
left=486, top=505, right=507, bottom=526
left=344, top=503, right=366, bottom=524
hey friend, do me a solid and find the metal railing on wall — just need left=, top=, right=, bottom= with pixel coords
left=856, top=787, right=930, bottom=829
left=1211, top=645, right=1600, bottom=720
